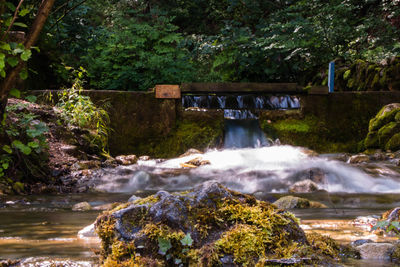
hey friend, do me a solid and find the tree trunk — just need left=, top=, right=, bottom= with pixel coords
left=0, top=0, right=56, bottom=118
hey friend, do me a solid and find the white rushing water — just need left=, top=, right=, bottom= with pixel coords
left=94, top=145, right=400, bottom=194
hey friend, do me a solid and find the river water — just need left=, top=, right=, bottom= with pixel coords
left=2, top=146, right=400, bottom=266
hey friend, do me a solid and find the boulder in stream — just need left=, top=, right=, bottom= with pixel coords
left=72, top=201, right=92, bottom=211
left=273, top=196, right=328, bottom=209
left=348, top=154, right=370, bottom=164
left=357, top=243, right=394, bottom=260
left=115, top=155, right=138, bottom=165
left=94, top=182, right=348, bottom=266
left=289, top=179, right=320, bottom=193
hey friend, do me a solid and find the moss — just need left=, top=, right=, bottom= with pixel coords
left=364, top=131, right=379, bottom=148
left=132, top=195, right=159, bottom=206
left=264, top=115, right=357, bottom=153
left=343, top=70, right=351, bottom=80
left=139, top=116, right=223, bottom=158
left=391, top=244, right=400, bottom=262
left=369, top=107, right=400, bottom=132
left=95, top=214, right=117, bottom=259
left=214, top=224, right=266, bottom=266
left=386, top=132, right=400, bottom=151
left=378, top=121, right=400, bottom=146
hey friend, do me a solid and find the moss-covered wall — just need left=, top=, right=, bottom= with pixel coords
left=261, top=92, right=400, bottom=153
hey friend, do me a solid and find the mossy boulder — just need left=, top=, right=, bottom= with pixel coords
left=95, top=182, right=347, bottom=266
left=363, top=103, right=400, bottom=151
left=273, top=196, right=328, bottom=209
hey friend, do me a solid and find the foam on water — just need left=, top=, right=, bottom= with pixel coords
left=94, top=146, right=400, bottom=194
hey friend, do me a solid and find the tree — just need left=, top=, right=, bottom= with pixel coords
left=0, top=0, right=55, bottom=119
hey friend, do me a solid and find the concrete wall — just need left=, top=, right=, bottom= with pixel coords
left=34, top=90, right=400, bottom=156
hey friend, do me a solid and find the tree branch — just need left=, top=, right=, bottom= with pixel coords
left=0, top=0, right=25, bottom=41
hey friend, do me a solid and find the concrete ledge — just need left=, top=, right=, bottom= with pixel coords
left=180, top=83, right=301, bottom=93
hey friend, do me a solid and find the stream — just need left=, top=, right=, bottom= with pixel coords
left=2, top=146, right=400, bottom=266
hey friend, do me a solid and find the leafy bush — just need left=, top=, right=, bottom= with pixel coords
left=56, top=68, right=110, bottom=153
left=0, top=97, right=49, bottom=192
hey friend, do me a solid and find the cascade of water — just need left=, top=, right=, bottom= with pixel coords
left=182, top=94, right=300, bottom=110
left=224, top=120, right=270, bottom=149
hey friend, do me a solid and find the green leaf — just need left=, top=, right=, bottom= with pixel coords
left=12, top=140, right=32, bottom=155
left=157, top=237, right=172, bottom=255
left=25, top=95, right=37, bottom=103
left=20, top=50, right=31, bottom=61
left=19, top=69, right=28, bottom=80
left=9, top=88, right=20, bottom=98
left=28, top=141, right=39, bottom=148
left=0, top=43, right=11, bottom=51
left=13, top=22, right=28, bottom=28
left=0, top=70, right=5, bottom=78
left=19, top=8, right=30, bottom=17
left=7, top=57, right=19, bottom=67
left=2, top=162, right=9, bottom=170
left=180, top=233, right=193, bottom=246
left=5, top=2, right=16, bottom=11
left=2, top=145, right=12, bottom=154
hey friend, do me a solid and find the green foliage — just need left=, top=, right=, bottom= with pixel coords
left=0, top=98, right=49, bottom=191
left=56, top=68, right=111, bottom=153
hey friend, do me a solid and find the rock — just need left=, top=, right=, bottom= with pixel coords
left=289, top=179, right=320, bottom=193
left=179, top=163, right=198, bottom=168
left=382, top=207, right=400, bottom=222
left=93, top=203, right=113, bottom=211
left=351, top=239, right=374, bottom=247
left=179, top=148, right=203, bottom=158
left=139, top=155, right=150, bottom=161
left=72, top=201, right=92, bottom=211
left=60, top=144, right=79, bottom=155
left=300, top=148, right=318, bottom=157
left=77, top=223, right=98, bottom=239
left=116, top=155, right=138, bottom=165
left=128, top=195, right=141, bottom=202
left=95, top=182, right=348, bottom=266
left=273, top=196, right=327, bottom=209
left=348, top=154, right=370, bottom=164
left=184, top=157, right=211, bottom=167
left=287, top=168, right=327, bottom=184
left=357, top=243, right=394, bottom=260
left=352, top=216, right=378, bottom=230
left=369, top=103, right=400, bottom=132
left=71, top=160, right=101, bottom=170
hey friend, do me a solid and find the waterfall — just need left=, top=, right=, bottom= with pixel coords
left=182, top=94, right=300, bottom=110
left=183, top=94, right=299, bottom=149
left=224, top=119, right=270, bottom=149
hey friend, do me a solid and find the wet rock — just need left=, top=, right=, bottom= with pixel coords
left=289, top=179, right=320, bottom=193
left=92, top=203, right=113, bottom=211
left=348, top=154, right=370, bottom=164
left=128, top=195, right=141, bottom=202
left=116, top=155, right=138, bottom=165
left=95, top=182, right=329, bottom=266
left=273, top=196, right=327, bottom=209
left=0, top=259, right=20, bottom=266
left=179, top=148, right=203, bottom=157
left=183, top=157, right=211, bottom=167
left=300, top=148, right=318, bottom=157
left=287, top=168, right=327, bottom=184
left=72, top=201, right=92, bottom=211
left=331, top=153, right=350, bottom=162
left=357, top=243, right=394, bottom=260
left=71, top=160, right=101, bottom=171
left=139, top=155, right=150, bottom=161
left=351, top=239, right=374, bottom=247
left=77, top=223, right=98, bottom=239
left=382, top=207, right=400, bottom=222
left=102, top=157, right=118, bottom=168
